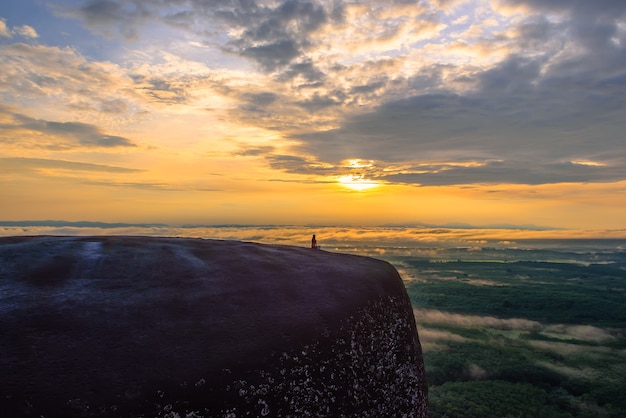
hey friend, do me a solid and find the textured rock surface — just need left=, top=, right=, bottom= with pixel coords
left=0, top=236, right=427, bottom=417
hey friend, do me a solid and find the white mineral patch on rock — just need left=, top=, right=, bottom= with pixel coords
left=82, top=240, right=102, bottom=261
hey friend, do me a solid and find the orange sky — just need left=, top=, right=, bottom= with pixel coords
left=1, top=1, right=626, bottom=229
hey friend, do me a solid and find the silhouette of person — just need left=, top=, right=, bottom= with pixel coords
left=311, top=234, right=317, bottom=249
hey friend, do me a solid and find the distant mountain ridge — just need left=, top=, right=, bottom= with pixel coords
left=0, top=220, right=168, bottom=228
left=1, top=219, right=558, bottom=230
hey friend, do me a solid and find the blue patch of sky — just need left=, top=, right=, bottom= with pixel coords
left=0, top=0, right=122, bottom=62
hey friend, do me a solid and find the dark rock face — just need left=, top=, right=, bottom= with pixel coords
left=0, top=236, right=427, bottom=417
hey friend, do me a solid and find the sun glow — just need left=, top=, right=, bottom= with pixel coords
left=338, top=174, right=379, bottom=191
left=345, top=159, right=374, bottom=168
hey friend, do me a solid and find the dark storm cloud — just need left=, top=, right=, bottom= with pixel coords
left=0, top=107, right=136, bottom=148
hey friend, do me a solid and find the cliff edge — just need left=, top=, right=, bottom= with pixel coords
left=0, top=236, right=427, bottom=417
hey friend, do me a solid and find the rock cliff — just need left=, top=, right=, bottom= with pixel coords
left=0, top=236, right=427, bottom=417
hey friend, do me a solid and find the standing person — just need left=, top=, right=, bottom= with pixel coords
left=311, top=234, right=317, bottom=249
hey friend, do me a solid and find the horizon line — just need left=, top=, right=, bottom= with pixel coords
left=0, top=219, right=581, bottom=231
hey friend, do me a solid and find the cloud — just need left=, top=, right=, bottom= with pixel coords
left=0, top=42, right=226, bottom=121
left=14, top=25, right=39, bottom=39
left=98, top=98, right=128, bottom=114
left=234, top=146, right=275, bottom=157
left=131, top=74, right=192, bottom=105
left=543, top=324, right=618, bottom=343
left=267, top=154, right=336, bottom=175
left=67, top=0, right=151, bottom=39
left=0, top=106, right=136, bottom=149
left=7, top=1, right=626, bottom=190
left=217, top=0, right=331, bottom=71
left=0, top=18, right=40, bottom=40
left=0, top=157, right=222, bottom=193
left=65, top=0, right=332, bottom=71
left=295, top=92, right=343, bottom=111
left=0, top=157, right=141, bottom=174
left=243, top=92, right=279, bottom=107
left=256, top=0, right=626, bottom=186
left=415, top=328, right=467, bottom=347
left=79, top=0, right=127, bottom=26
left=0, top=43, right=138, bottom=114
left=240, top=39, right=301, bottom=71
left=81, top=180, right=221, bottom=192
left=17, top=116, right=135, bottom=148
left=0, top=18, right=11, bottom=38
left=379, top=160, right=626, bottom=186
left=0, top=225, right=174, bottom=238
left=278, top=59, right=326, bottom=83
left=496, top=0, right=626, bottom=59
left=414, top=308, right=543, bottom=331
left=2, top=224, right=625, bottom=249
left=0, top=19, right=39, bottom=39
left=61, top=0, right=436, bottom=85
left=500, top=0, right=626, bottom=17
left=287, top=40, right=626, bottom=185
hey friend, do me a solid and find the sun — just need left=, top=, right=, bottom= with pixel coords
left=337, top=174, right=379, bottom=191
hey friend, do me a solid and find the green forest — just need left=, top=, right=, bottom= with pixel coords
left=389, top=249, right=626, bottom=417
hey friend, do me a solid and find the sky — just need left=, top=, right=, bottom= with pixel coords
left=1, top=0, right=625, bottom=229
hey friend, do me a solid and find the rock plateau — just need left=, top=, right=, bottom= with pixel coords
left=0, top=236, right=427, bottom=417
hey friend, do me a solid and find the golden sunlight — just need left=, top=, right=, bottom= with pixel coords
left=345, top=159, right=373, bottom=168
left=337, top=174, right=379, bottom=191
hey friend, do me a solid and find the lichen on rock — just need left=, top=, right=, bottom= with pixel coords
left=223, top=295, right=427, bottom=417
